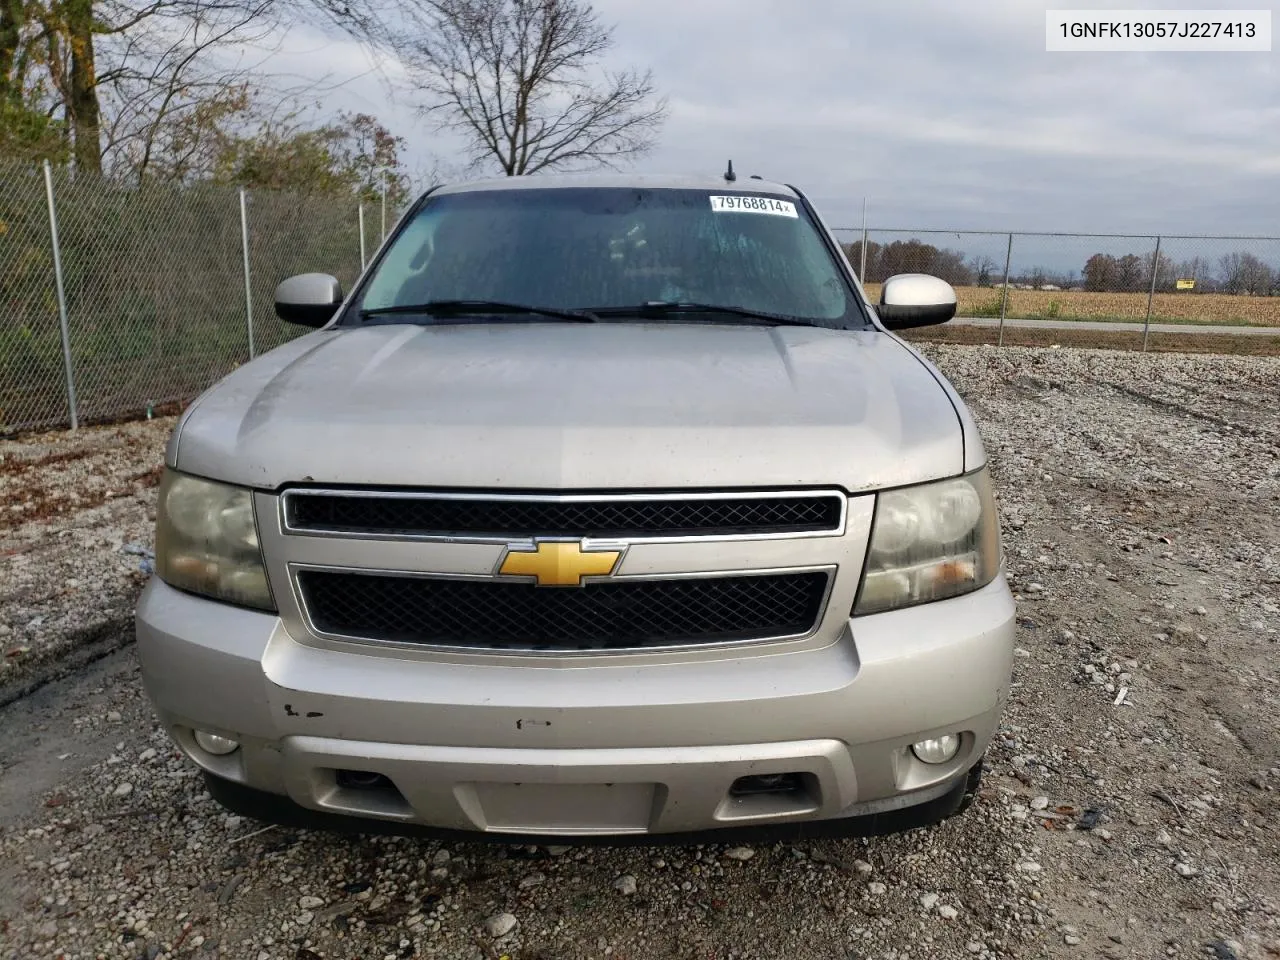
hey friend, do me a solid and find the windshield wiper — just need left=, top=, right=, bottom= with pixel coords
left=359, top=300, right=599, bottom=323
left=590, top=301, right=821, bottom=327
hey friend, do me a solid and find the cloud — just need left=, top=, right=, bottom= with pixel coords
left=590, top=0, right=1280, bottom=234
left=270, top=0, right=1279, bottom=235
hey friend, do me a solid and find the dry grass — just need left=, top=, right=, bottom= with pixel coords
left=862, top=283, right=1280, bottom=327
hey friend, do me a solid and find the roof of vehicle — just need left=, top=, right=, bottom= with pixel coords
left=430, top=172, right=800, bottom=198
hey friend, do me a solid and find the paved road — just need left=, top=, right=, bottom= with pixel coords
left=952, top=315, right=1280, bottom=336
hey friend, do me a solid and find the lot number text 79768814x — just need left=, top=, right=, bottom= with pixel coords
left=709, top=196, right=798, bottom=218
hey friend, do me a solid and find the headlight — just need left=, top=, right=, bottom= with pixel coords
left=155, top=470, right=275, bottom=611
left=853, top=467, right=1001, bottom=616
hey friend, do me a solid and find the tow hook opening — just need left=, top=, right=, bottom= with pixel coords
left=729, top=772, right=806, bottom=797
left=719, top=771, right=821, bottom=820
left=322, top=769, right=414, bottom=819
left=336, top=769, right=394, bottom=791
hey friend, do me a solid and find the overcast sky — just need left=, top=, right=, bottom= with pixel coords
left=269, top=0, right=1278, bottom=238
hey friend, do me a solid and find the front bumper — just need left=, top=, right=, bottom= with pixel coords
left=136, top=574, right=1014, bottom=838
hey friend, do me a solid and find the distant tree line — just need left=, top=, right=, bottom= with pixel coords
left=842, top=239, right=1280, bottom=296
left=842, top=240, right=1072, bottom=290
left=842, top=240, right=974, bottom=285
left=1083, top=252, right=1279, bottom=295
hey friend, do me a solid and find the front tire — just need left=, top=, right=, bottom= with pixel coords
left=951, top=756, right=985, bottom=816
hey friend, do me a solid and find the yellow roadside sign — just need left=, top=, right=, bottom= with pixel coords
left=1176, top=278, right=1196, bottom=290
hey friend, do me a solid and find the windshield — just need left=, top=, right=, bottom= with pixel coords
left=350, top=187, right=866, bottom=328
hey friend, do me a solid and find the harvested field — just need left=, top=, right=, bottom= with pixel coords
left=863, top=283, right=1280, bottom=327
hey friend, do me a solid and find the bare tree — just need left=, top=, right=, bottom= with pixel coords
left=4, top=0, right=396, bottom=172
left=1115, top=253, right=1145, bottom=292
left=969, top=254, right=997, bottom=287
left=401, top=0, right=666, bottom=175
left=25, top=0, right=104, bottom=171
left=3, top=0, right=274, bottom=171
left=95, top=0, right=282, bottom=181
left=1222, top=252, right=1276, bottom=295
left=1174, top=255, right=1212, bottom=291
left=1142, top=249, right=1174, bottom=291
left=1, top=0, right=71, bottom=160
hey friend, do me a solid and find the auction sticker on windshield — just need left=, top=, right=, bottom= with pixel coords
left=709, top=195, right=798, bottom=217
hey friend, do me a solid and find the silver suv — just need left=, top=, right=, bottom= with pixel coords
left=136, top=173, right=1014, bottom=842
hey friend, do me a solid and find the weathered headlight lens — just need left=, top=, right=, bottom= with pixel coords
left=155, top=470, right=274, bottom=611
left=164, top=473, right=222, bottom=540
left=871, top=492, right=922, bottom=555
left=853, top=467, right=1000, bottom=616
left=928, top=479, right=984, bottom=544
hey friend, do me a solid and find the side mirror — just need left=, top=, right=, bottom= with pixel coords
left=876, top=273, right=957, bottom=329
left=274, top=273, right=343, bottom=327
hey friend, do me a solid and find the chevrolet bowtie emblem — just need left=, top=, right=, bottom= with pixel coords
left=498, top=540, right=623, bottom=587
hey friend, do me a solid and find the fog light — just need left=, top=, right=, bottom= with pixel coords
left=193, top=730, right=240, bottom=756
left=911, top=734, right=961, bottom=765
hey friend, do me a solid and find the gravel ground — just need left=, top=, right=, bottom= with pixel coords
left=1, top=344, right=1278, bottom=960
left=0, top=417, right=174, bottom=698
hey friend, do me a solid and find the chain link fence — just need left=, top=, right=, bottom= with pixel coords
left=0, top=156, right=399, bottom=435
left=0, top=163, right=64, bottom=433
left=834, top=228, right=1280, bottom=345
left=6, top=164, right=1280, bottom=436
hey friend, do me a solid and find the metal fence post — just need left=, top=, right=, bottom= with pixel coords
left=1142, top=235, right=1161, bottom=352
left=380, top=169, right=387, bottom=240
left=859, top=199, right=868, bottom=283
left=42, top=160, right=79, bottom=430
left=998, top=233, right=1013, bottom=348
left=358, top=202, right=367, bottom=269
left=239, top=188, right=255, bottom=359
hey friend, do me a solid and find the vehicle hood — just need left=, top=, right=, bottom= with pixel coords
left=172, top=323, right=966, bottom=491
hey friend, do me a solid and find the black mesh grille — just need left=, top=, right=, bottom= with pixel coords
left=298, top=570, right=829, bottom=651
left=285, top=492, right=842, bottom=539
